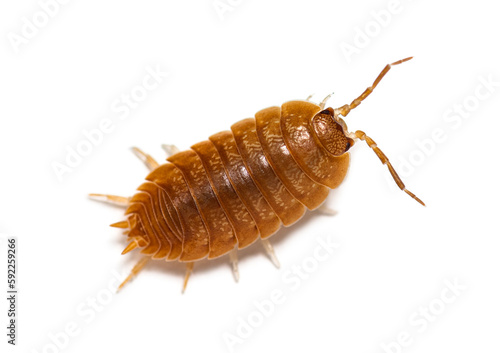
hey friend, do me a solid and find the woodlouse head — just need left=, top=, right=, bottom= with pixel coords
left=311, top=107, right=354, bottom=156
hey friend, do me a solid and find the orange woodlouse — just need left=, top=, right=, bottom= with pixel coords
left=90, top=57, right=424, bottom=292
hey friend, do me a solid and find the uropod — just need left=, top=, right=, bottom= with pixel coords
left=90, top=57, right=424, bottom=293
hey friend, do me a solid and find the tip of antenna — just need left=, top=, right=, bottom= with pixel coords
left=405, top=189, right=426, bottom=207
left=415, top=197, right=426, bottom=207
left=392, top=56, right=413, bottom=66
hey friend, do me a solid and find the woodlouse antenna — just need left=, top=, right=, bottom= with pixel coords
left=334, top=56, right=413, bottom=118
left=350, top=130, right=425, bottom=206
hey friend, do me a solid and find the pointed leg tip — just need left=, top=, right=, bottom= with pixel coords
left=130, top=146, right=144, bottom=158
left=117, top=276, right=130, bottom=292
left=162, top=144, right=180, bottom=157
left=116, top=257, right=149, bottom=292
left=261, top=239, right=281, bottom=269
left=228, top=248, right=240, bottom=283
left=271, top=255, right=281, bottom=269
left=181, top=262, right=194, bottom=294
left=131, top=146, right=149, bottom=161
left=88, top=194, right=130, bottom=206
left=317, top=205, right=338, bottom=216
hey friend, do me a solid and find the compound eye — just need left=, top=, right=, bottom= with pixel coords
left=345, top=137, right=355, bottom=152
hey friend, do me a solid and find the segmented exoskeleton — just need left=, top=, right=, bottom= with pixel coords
left=90, top=57, right=424, bottom=292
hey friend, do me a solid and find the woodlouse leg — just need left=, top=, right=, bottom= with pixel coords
left=182, top=262, right=194, bottom=294
left=350, top=130, right=425, bottom=206
left=229, top=248, right=239, bottom=282
left=334, top=57, right=413, bottom=118
left=89, top=147, right=160, bottom=204
left=88, top=194, right=131, bottom=207
left=131, top=147, right=160, bottom=171
left=161, top=144, right=180, bottom=157
left=91, top=148, right=160, bottom=224
left=319, top=92, right=335, bottom=109
left=117, top=256, right=150, bottom=292
left=261, top=239, right=280, bottom=268
left=317, top=204, right=338, bottom=216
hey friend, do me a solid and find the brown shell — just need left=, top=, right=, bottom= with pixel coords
left=123, top=100, right=350, bottom=262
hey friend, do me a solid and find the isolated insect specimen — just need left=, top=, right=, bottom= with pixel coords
left=90, top=57, right=424, bottom=292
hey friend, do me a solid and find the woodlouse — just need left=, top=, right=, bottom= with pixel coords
left=90, top=57, right=424, bottom=292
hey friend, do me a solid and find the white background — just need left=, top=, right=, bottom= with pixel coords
left=1, top=0, right=499, bottom=352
